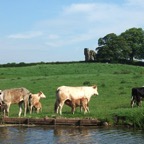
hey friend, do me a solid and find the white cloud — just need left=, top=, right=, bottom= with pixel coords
left=42, top=1, right=144, bottom=50
left=45, top=42, right=60, bottom=47
left=47, top=34, right=59, bottom=39
left=8, top=31, right=43, bottom=39
left=126, top=0, right=144, bottom=6
left=63, top=3, right=96, bottom=14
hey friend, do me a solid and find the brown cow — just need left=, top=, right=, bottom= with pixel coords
left=0, top=87, right=30, bottom=117
left=33, top=101, right=42, bottom=113
left=65, top=98, right=89, bottom=114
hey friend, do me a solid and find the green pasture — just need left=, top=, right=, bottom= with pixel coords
left=0, top=62, right=144, bottom=127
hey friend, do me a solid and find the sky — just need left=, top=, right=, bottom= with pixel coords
left=0, top=0, right=144, bottom=64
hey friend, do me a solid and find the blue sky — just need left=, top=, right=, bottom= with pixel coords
left=0, top=0, right=144, bottom=64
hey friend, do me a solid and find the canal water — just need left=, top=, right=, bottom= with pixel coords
left=0, top=125, right=144, bottom=144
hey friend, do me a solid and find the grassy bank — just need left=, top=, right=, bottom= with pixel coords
left=0, top=62, right=144, bottom=128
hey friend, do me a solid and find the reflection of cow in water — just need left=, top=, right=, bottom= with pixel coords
left=54, top=126, right=89, bottom=137
left=131, top=87, right=144, bottom=108
left=54, top=85, right=98, bottom=115
left=65, top=98, right=89, bottom=114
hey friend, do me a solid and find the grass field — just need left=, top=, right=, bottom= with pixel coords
left=0, top=62, right=144, bottom=127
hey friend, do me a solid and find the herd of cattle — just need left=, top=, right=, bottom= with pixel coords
left=0, top=85, right=144, bottom=117
left=0, top=87, right=46, bottom=117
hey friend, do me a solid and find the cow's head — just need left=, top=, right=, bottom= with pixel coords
left=38, top=91, right=46, bottom=98
left=93, top=85, right=99, bottom=95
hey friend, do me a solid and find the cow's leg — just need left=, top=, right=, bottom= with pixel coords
left=136, top=96, right=141, bottom=107
left=72, top=105, right=76, bottom=114
left=86, top=103, right=90, bottom=113
left=6, top=103, right=10, bottom=117
left=84, top=105, right=90, bottom=114
left=36, top=107, right=40, bottom=113
left=56, top=105, right=59, bottom=114
left=86, top=106, right=90, bottom=113
left=24, top=101, right=28, bottom=117
left=83, top=104, right=87, bottom=114
left=84, top=109, right=87, bottom=114
left=54, top=99, right=61, bottom=114
left=18, top=101, right=23, bottom=117
left=30, top=105, right=33, bottom=114
left=56, top=103, right=60, bottom=114
left=130, top=96, right=135, bottom=108
left=137, top=100, right=141, bottom=107
left=54, top=101, right=59, bottom=113
left=71, top=101, right=76, bottom=114
left=2, top=105, right=7, bottom=117
left=80, top=106, right=83, bottom=112
left=139, top=100, right=142, bottom=107
left=59, top=101, right=64, bottom=115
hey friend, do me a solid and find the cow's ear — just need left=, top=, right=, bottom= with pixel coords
left=38, top=91, right=42, bottom=96
left=29, top=93, right=32, bottom=98
left=93, top=85, right=97, bottom=89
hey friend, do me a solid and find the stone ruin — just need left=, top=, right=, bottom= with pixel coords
left=84, top=48, right=96, bottom=61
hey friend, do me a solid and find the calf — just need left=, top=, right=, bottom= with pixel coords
left=65, top=98, right=89, bottom=114
left=33, top=101, right=42, bottom=113
left=29, top=91, right=46, bottom=114
left=131, top=87, right=144, bottom=108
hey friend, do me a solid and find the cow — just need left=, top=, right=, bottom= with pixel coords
left=54, top=85, right=98, bottom=115
left=65, top=98, right=89, bottom=114
left=131, top=87, right=144, bottom=108
left=0, top=87, right=30, bottom=117
left=29, top=91, right=46, bottom=114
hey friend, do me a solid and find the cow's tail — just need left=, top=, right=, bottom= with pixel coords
left=54, top=101, right=58, bottom=113
left=27, top=92, right=32, bottom=112
left=54, top=89, right=60, bottom=113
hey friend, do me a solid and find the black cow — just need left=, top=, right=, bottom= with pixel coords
left=131, top=87, right=144, bottom=108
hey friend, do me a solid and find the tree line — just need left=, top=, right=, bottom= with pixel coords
left=84, top=27, right=144, bottom=64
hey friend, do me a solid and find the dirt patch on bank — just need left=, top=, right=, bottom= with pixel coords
left=0, top=117, right=109, bottom=127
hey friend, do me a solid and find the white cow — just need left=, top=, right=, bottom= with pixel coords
left=54, top=85, right=98, bottom=115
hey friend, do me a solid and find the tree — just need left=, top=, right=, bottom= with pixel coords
left=96, top=33, right=130, bottom=62
left=120, top=28, right=144, bottom=61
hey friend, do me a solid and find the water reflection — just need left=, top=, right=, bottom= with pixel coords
left=0, top=125, right=144, bottom=144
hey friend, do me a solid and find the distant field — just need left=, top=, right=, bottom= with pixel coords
left=0, top=62, right=144, bottom=127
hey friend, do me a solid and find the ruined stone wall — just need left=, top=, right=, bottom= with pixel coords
left=84, top=48, right=96, bottom=61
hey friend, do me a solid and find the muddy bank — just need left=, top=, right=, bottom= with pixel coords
left=0, top=117, right=110, bottom=127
